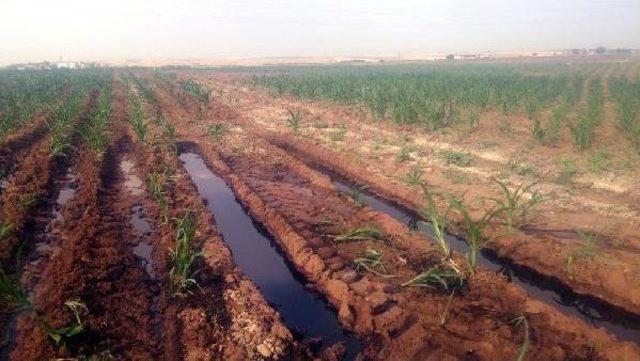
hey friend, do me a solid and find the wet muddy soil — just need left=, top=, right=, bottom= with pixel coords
left=180, top=150, right=361, bottom=359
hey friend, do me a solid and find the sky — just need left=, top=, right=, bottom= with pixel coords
left=1, top=0, right=639, bottom=65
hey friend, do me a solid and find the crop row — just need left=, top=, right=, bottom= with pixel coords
left=609, top=77, right=640, bottom=152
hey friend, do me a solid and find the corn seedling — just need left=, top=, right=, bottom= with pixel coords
left=180, top=79, right=210, bottom=104
left=208, top=123, right=227, bottom=142
left=0, top=263, right=31, bottom=310
left=404, top=163, right=423, bottom=186
left=440, top=150, right=472, bottom=167
left=330, top=226, right=387, bottom=243
left=147, top=170, right=170, bottom=224
left=20, top=192, right=40, bottom=211
left=42, top=300, right=88, bottom=347
left=128, top=92, right=147, bottom=142
left=451, top=197, right=504, bottom=275
left=401, top=265, right=465, bottom=290
left=566, top=231, right=600, bottom=275
left=286, top=109, right=302, bottom=133
left=396, top=145, right=411, bottom=163
left=0, top=221, right=11, bottom=241
left=492, top=179, right=543, bottom=229
left=511, top=315, right=531, bottom=361
left=169, top=212, right=203, bottom=296
left=420, top=185, right=462, bottom=273
left=162, top=122, right=177, bottom=153
left=353, top=249, right=393, bottom=277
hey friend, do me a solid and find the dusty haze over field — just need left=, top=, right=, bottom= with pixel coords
left=1, top=0, right=639, bottom=65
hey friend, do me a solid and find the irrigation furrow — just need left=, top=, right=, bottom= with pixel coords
left=262, top=131, right=640, bottom=314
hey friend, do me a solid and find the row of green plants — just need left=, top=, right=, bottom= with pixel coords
left=572, top=79, right=604, bottom=151
left=47, top=89, right=86, bottom=158
left=128, top=85, right=204, bottom=297
left=0, top=70, right=105, bottom=143
left=0, top=70, right=71, bottom=140
left=609, top=77, right=640, bottom=152
left=180, top=79, right=210, bottom=104
left=252, top=63, right=581, bottom=132
left=79, top=76, right=112, bottom=159
left=127, top=89, right=148, bottom=142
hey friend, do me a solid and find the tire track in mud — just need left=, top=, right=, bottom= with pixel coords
left=0, top=92, right=100, bottom=357
left=8, top=131, right=157, bottom=360
left=123, top=76, right=297, bottom=360
left=147, top=77, right=640, bottom=359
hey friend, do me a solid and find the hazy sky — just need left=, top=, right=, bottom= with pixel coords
left=1, top=0, right=639, bottom=64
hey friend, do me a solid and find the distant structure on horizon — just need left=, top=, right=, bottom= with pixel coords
left=4, top=61, right=104, bottom=70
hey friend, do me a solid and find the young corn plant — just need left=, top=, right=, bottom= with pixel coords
left=147, top=170, right=170, bottom=224
left=403, top=163, right=423, bottom=186
left=0, top=221, right=12, bottom=241
left=41, top=300, right=88, bottom=347
left=0, top=263, right=31, bottom=310
left=492, top=179, right=543, bottom=229
left=396, top=145, right=412, bottom=163
left=417, top=188, right=465, bottom=276
left=20, top=192, right=40, bottom=211
left=286, top=109, right=302, bottom=133
left=401, top=265, right=465, bottom=290
left=330, top=226, right=387, bottom=243
left=353, top=249, right=393, bottom=277
left=451, top=197, right=504, bottom=275
left=566, top=231, right=600, bottom=275
left=128, top=92, right=147, bottom=142
left=208, top=123, right=227, bottom=142
left=169, top=212, right=203, bottom=296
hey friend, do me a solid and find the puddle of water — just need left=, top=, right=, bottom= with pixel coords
left=130, top=204, right=155, bottom=278
left=333, top=177, right=640, bottom=345
left=122, top=156, right=156, bottom=279
left=120, top=159, right=144, bottom=196
left=51, top=168, right=77, bottom=224
left=179, top=152, right=362, bottom=360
